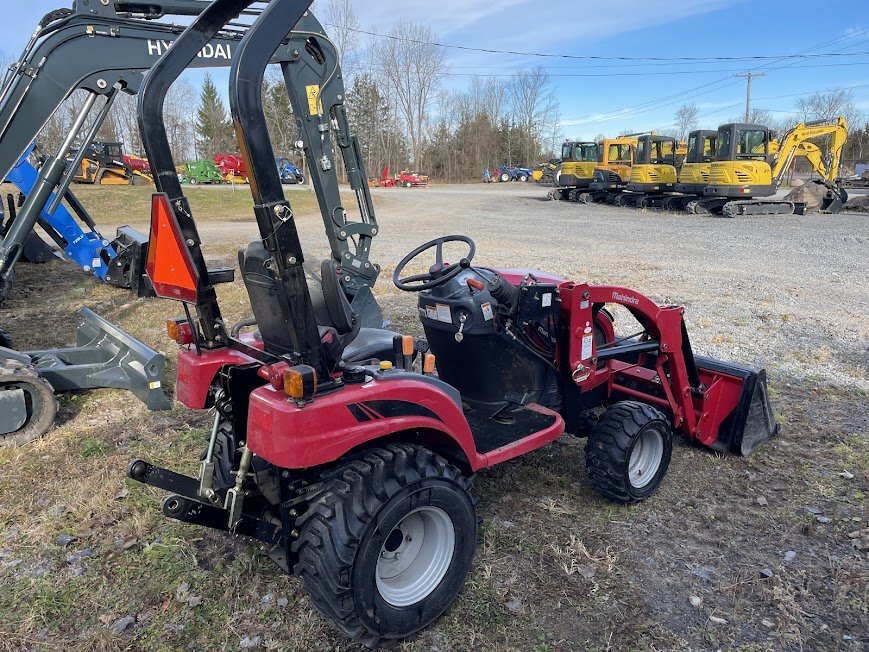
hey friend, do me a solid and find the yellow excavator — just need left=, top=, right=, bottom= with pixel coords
left=548, top=140, right=600, bottom=200
left=690, top=117, right=848, bottom=216
left=575, top=135, right=638, bottom=203
left=617, top=134, right=680, bottom=206
left=655, top=129, right=719, bottom=210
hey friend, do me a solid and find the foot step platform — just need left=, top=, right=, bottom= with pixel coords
left=466, top=404, right=559, bottom=454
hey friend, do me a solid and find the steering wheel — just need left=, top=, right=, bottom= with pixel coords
left=392, top=235, right=476, bottom=292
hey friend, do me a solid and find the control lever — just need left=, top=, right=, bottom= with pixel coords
left=455, top=313, right=468, bottom=343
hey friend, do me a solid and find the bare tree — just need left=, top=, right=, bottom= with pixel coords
left=674, top=103, right=699, bottom=142
left=373, top=21, right=447, bottom=167
left=796, top=88, right=861, bottom=129
left=727, top=107, right=772, bottom=126
left=263, top=67, right=296, bottom=156
left=315, top=0, right=359, bottom=76
left=507, top=66, right=559, bottom=165
left=164, top=78, right=197, bottom=162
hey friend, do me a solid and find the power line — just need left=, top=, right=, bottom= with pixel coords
left=344, top=25, right=869, bottom=63
left=371, top=59, right=869, bottom=78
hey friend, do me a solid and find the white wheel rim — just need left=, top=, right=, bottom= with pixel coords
left=628, top=428, right=664, bottom=489
left=375, top=506, right=455, bottom=607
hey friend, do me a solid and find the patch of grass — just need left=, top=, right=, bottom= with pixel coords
left=80, top=437, right=109, bottom=458
left=3, top=183, right=322, bottom=224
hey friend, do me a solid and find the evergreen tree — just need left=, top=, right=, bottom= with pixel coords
left=195, top=73, right=234, bottom=157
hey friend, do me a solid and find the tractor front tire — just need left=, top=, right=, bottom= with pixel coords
left=499, top=173, right=510, bottom=182
left=294, top=444, right=477, bottom=646
left=586, top=401, right=672, bottom=503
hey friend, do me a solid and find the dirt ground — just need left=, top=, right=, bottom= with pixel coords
left=0, top=183, right=866, bottom=651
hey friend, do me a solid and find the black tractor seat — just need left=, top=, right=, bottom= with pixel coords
left=240, top=242, right=399, bottom=368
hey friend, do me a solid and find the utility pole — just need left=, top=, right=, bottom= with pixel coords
left=735, top=71, right=765, bottom=122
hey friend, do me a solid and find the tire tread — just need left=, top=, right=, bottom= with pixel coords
left=585, top=400, right=671, bottom=503
left=293, top=444, right=475, bottom=647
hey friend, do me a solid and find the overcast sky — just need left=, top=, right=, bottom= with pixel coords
left=3, top=0, right=867, bottom=139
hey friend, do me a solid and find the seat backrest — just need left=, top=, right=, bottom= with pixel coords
left=239, top=242, right=296, bottom=355
left=317, top=258, right=358, bottom=337
left=240, top=242, right=359, bottom=357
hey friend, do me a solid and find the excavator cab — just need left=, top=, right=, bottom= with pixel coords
left=626, top=134, right=678, bottom=194
left=675, top=129, right=718, bottom=195
left=705, top=124, right=776, bottom=198
left=555, top=141, right=600, bottom=189
left=590, top=138, right=636, bottom=188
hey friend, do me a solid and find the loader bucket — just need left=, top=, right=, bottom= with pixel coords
left=695, top=356, right=779, bottom=455
left=24, top=308, right=170, bottom=410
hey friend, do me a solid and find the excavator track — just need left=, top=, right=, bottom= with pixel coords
left=0, top=359, right=58, bottom=446
left=720, top=200, right=805, bottom=218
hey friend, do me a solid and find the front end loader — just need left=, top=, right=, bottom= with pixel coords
left=125, top=0, right=779, bottom=646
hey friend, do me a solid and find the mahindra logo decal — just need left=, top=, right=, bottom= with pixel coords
left=612, top=291, right=640, bottom=305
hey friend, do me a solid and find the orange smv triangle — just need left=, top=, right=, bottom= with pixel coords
left=145, top=193, right=200, bottom=303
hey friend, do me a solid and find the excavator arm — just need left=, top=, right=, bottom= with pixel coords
left=770, top=117, right=848, bottom=185
left=0, top=1, right=380, bottom=304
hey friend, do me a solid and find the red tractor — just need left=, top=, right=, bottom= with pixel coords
left=127, top=0, right=778, bottom=647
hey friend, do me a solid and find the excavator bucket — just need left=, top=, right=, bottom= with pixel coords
left=695, top=356, right=779, bottom=455
left=820, top=184, right=848, bottom=214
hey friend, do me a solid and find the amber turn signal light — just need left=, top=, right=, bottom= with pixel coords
left=423, top=353, right=436, bottom=374
left=284, top=365, right=317, bottom=399
left=402, top=335, right=414, bottom=356
left=166, top=319, right=193, bottom=345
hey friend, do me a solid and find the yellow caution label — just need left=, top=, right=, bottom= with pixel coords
left=306, top=84, right=321, bottom=116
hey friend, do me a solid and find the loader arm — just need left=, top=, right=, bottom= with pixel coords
left=770, top=117, right=848, bottom=185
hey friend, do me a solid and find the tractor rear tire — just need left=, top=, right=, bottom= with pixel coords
left=500, top=173, right=510, bottom=182
left=585, top=401, right=672, bottom=503
left=293, top=444, right=477, bottom=647
left=0, top=360, right=58, bottom=447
